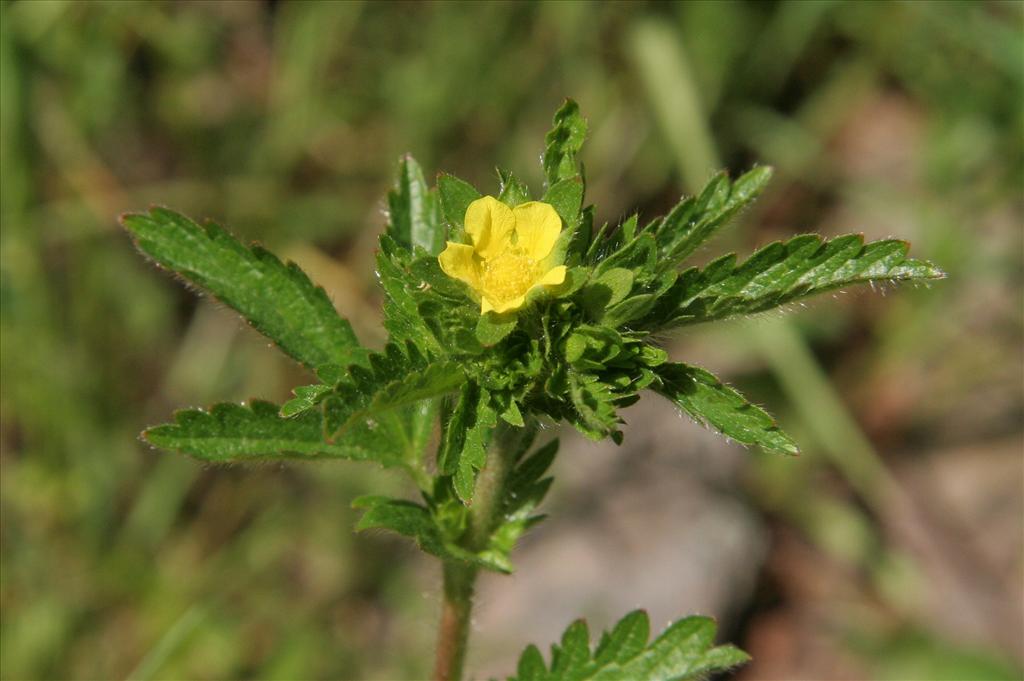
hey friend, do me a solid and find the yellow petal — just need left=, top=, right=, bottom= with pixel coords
left=484, top=293, right=527, bottom=314
left=512, top=201, right=562, bottom=260
left=465, top=196, right=515, bottom=260
left=438, top=242, right=480, bottom=288
left=536, top=265, right=567, bottom=286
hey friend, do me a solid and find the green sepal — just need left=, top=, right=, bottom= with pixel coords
left=477, top=311, right=518, bottom=347
left=542, top=176, right=584, bottom=228
left=498, top=168, right=530, bottom=207
left=438, top=173, right=482, bottom=230
left=580, top=267, right=634, bottom=320
left=551, top=266, right=590, bottom=300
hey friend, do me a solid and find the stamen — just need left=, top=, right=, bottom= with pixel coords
left=481, top=251, right=536, bottom=303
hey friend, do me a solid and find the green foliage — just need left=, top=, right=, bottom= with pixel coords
left=506, top=610, right=749, bottom=681
left=653, top=364, right=798, bottom=455
left=122, top=97, right=943, bottom=677
left=498, top=169, right=531, bottom=207
left=652, top=166, right=773, bottom=268
left=353, top=432, right=556, bottom=574
left=543, top=100, right=588, bottom=187
left=144, top=400, right=423, bottom=471
left=320, top=343, right=465, bottom=440
left=353, top=495, right=481, bottom=565
left=4, top=3, right=1008, bottom=678
left=127, top=100, right=942, bottom=559
left=438, top=382, right=498, bottom=503
left=644, top=234, right=945, bottom=329
left=388, top=155, right=445, bottom=255
left=439, top=173, right=483, bottom=231
left=121, top=208, right=368, bottom=371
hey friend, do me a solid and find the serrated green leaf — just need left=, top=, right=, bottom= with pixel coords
left=438, top=383, right=497, bottom=503
left=376, top=236, right=483, bottom=359
left=498, top=168, right=531, bottom=207
left=504, top=610, right=750, bottom=681
left=654, top=166, right=773, bottom=268
left=143, top=400, right=422, bottom=469
left=323, top=348, right=465, bottom=440
left=646, top=234, right=946, bottom=328
left=121, top=208, right=368, bottom=370
left=517, top=645, right=548, bottom=681
left=552, top=620, right=591, bottom=676
left=543, top=99, right=588, bottom=187
left=593, top=610, right=649, bottom=666
left=653, top=363, right=798, bottom=455
left=388, top=154, right=445, bottom=255
left=353, top=495, right=448, bottom=556
left=569, top=373, right=621, bottom=441
left=353, top=495, right=480, bottom=564
left=595, top=231, right=656, bottom=281
left=438, top=173, right=482, bottom=230
left=506, top=438, right=557, bottom=499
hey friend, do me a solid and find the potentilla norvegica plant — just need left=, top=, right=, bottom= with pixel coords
left=121, top=100, right=944, bottom=681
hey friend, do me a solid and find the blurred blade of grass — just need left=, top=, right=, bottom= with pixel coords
left=750, top=319, right=889, bottom=502
left=677, top=0, right=761, bottom=110
left=260, top=1, right=364, bottom=171
left=126, top=604, right=207, bottom=681
left=33, top=78, right=128, bottom=220
left=731, top=56, right=879, bottom=187
left=741, top=0, right=837, bottom=99
left=628, top=20, right=718, bottom=194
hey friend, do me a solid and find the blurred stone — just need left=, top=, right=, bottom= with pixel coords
left=468, top=396, right=768, bottom=676
left=887, top=436, right=1024, bottom=660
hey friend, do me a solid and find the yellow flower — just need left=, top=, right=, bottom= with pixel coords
left=438, top=196, right=567, bottom=314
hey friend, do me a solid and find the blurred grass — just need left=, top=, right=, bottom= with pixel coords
left=1, top=1, right=1021, bottom=679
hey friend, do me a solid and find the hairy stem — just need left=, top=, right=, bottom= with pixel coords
left=432, top=423, right=523, bottom=681
left=433, top=560, right=476, bottom=681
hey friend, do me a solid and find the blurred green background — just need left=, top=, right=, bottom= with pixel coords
left=1, top=1, right=1021, bottom=679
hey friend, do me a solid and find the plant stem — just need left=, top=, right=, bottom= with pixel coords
left=433, top=560, right=476, bottom=681
left=432, top=423, right=523, bottom=681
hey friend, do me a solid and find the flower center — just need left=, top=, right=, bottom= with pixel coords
left=481, top=250, right=536, bottom=304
